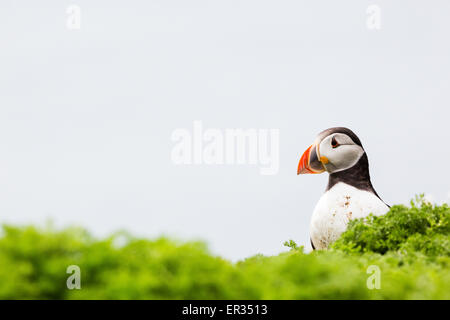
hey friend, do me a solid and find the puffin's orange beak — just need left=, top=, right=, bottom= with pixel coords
left=297, top=143, right=326, bottom=175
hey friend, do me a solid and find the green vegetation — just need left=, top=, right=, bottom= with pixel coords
left=0, top=197, right=448, bottom=299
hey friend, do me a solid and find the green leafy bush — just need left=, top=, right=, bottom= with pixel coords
left=331, top=196, right=449, bottom=258
left=0, top=199, right=448, bottom=299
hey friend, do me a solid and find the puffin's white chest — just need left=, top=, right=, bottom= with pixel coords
left=310, top=182, right=389, bottom=249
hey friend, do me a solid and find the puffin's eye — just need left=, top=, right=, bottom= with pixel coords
left=331, top=137, right=339, bottom=148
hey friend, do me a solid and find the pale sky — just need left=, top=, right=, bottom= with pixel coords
left=1, top=1, right=449, bottom=260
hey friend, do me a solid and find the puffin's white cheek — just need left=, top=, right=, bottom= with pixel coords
left=326, top=145, right=364, bottom=173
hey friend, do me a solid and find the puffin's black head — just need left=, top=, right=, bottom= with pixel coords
left=297, top=127, right=366, bottom=175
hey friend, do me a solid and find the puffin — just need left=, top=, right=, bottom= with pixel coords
left=297, top=127, right=389, bottom=250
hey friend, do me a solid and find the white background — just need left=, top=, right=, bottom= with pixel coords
left=1, top=1, right=449, bottom=260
